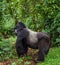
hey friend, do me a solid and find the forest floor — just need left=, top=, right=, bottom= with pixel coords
left=0, top=47, right=60, bottom=65
left=0, top=37, right=60, bottom=65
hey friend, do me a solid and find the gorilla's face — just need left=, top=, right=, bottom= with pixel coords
left=14, top=22, right=26, bottom=35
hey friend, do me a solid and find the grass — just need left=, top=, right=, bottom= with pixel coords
left=37, top=47, right=60, bottom=65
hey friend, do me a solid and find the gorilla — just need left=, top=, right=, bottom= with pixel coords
left=14, top=22, right=50, bottom=62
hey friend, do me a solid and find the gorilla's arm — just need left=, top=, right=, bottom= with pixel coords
left=16, top=38, right=25, bottom=57
left=16, top=30, right=28, bottom=57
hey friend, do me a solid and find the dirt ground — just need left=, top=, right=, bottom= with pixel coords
left=0, top=60, right=36, bottom=65
left=0, top=60, right=10, bottom=65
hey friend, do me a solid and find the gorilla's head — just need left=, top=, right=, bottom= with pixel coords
left=14, top=22, right=26, bottom=35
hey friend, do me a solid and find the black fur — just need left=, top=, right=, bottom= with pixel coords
left=14, top=22, right=50, bottom=62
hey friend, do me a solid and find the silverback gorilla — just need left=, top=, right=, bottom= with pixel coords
left=14, top=22, right=50, bottom=62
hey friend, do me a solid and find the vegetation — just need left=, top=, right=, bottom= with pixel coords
left=0, top=0, right=60, bottom=46
left=0, top=0, right=60, bottom=65
left=0, top=37, right=16, bottom=61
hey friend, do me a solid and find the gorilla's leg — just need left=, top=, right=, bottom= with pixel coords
left=16, top=46, right=25, bottom=57
left=16, top=45, right=28, bottom=57
left=37, top=49, right=45, bottom=62
left=22, top=39, right=28, bottom=55
left=24, top=47, right=28, bottom=56
left=36, top=38, right=49, bottom=62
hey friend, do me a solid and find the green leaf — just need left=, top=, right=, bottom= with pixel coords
left=57, top=27, right=60, bottom=33
left=56, top=38, right=60, bottom=43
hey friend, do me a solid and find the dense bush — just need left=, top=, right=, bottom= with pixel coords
left=0, top=0, right=60, bottom=46
left=0, top=39, right=16, bottom=61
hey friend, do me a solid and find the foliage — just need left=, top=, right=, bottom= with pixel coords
left=0, top=39, right=16, bottom=61
left=0, top=0, right=60, bottom=46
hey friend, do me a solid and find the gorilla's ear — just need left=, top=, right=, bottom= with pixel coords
left=17, top=29, right=29, bottom=40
